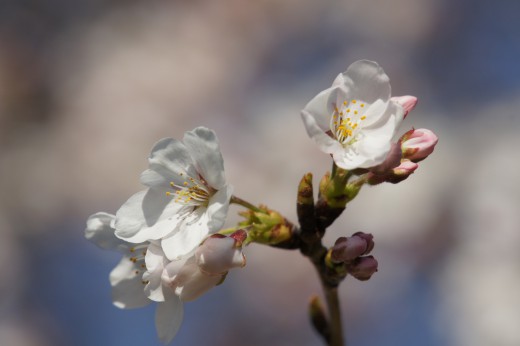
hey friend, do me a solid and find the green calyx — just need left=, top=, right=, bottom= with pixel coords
left=319, top=168, right=349, bottom=208
left=239, top=206, right=294, bottom=245
left=319, top=165, right=366, bottom=209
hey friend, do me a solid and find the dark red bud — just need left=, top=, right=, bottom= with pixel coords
left=348, top=256, right=378, bottom=281
left=352, top=232, right=374, bottom=254
left=331, top=235, right=368, bottom=262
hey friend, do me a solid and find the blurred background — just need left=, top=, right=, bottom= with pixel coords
left=0, top=0, right=519, bottom=345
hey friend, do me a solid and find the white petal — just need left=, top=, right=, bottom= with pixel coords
left=301, top=86, right=339, bottom=131
left=332, top=149, right=371, bottom=170
left=389, top=100, right=406, bottom=130
left=176, top=269, right=222, bottom=302
left=143, top=266, right=165, bottom=302
left=85, top=212, right=125, bottom=251
left=164, top=255, right=195, bottom=283
left=338, top=60, right=391, bottom=105
left=141, top=137, right=197, bottom=189
left=355, top=138, right=392, bottom=168
left=165, top=256, right=198, bottom=282
left=363, top=101, right=403, bottom=136
left=332, top=126, right=394, bottom=170
left=145, top=243, right=167, bottom=271
left=300, top=112, right=343, bottom=154
left=155, top=295, right=184, bottom=344
left=143, top=243, right=168, bottom=302
left=332, top=129, right=396, bottom=170
left=115, top=189, right=184, bottom=243
left=183, top=127, right=226, bottom=190
left=206, top=184, right=233, bottom=232
left=359, top=99, right=389, bottom=128
left=161, top=209, right=210, bottom=260
left=196, top=236, right=245, bottom=274
left=109, top=256, right=151, bottom=309
left=166, top=257, right=220, bottom=301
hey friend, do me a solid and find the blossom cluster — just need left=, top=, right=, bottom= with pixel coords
left=86, top=127, right=243, bottom=343
left=86, top=60, right=437, bottom=344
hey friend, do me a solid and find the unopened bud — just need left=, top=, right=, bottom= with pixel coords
left=348, top=256, right=378, bottom=281
left=400, top=128, right=438, bottom=162
left=240, top=207, right=294, bottom=245
left=298, top=173, right=314, bottom=206
left=297, top=173, right=316, bottom=237
left=331, top=232, right=374, bottom=262
left=309, top=295, right=329, bottom=342
left=391, top=95, right=418, bottom=119
left=196, top=234, right=246, bottom=274
left=352, top=232, right=374, bottom=254
left=384, top=160, right=418, bottom=184
left=393, top=160, right=418, bottom=175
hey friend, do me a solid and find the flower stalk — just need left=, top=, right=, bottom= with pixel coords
left=230, top=195, right=264, bottom=213
left=323, top=286, right=344, bottom=346
left=295, top=173, right=347, bottom=346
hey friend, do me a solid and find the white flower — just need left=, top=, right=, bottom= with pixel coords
left=86, top=212, right=184, bottom=344
left=144, top=232, right=246, bottom=303
left=114, top=127, right=233, bottom=260
left=143, top=232, right=246, bottom=343
left=301, top=60, right=411, bottom=170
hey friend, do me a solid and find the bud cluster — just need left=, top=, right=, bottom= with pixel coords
left=368, top=127, right=438, bottom=185
left=238, top=206, right=295, bottom=246
left=329, top=232, right=378, bottom=281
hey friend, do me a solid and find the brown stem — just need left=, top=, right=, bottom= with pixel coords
left=323, top=285, right=344, bottom=346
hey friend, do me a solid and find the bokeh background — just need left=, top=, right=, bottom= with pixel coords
left=1, top=0, right=519, bottom=345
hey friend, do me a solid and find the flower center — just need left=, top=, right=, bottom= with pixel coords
left=330, top=99, right=368, bottom=146
left=166, top=172, right=212, bottom=207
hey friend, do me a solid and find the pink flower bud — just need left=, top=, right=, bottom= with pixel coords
left=393, top=160, right=418, bottom=175
left=391, top=95, right=418, bottom=119
left=384, top=160, right=418, bottom=184
left=348, top=256, right=378, bottom=281
left=400, top=128, right=438, bottom=162
left=196, top=235, right=246, bottom=275
left=331, top=232, right=374, bottom=262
